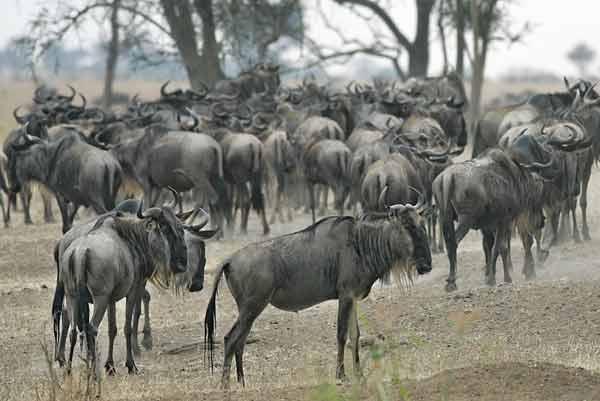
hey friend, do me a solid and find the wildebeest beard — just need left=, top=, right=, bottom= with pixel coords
left=354, top=215, right=430, bottom=289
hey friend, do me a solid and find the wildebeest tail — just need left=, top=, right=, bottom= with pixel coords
left=102, top=165, right=121, bottom=211
left=71, top=248, right=90, bottom=337
left=52, top=244, right=64, bottom=359
left=204, top=261, right=228, bottom=372
left=432, top=172, right=456, bottom=224
left=251, top=147, right=265, bottom=212
left=338, top=150, right=349, bottom=182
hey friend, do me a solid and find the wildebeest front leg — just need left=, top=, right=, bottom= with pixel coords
left=348, top=300, right=362, bottom=377
left=518, top=226, right=535, bottom=280
left=105, top=302, right=117, bottom=375
left=124, top=286, right=143, bottom=374
left=336, top=299, right=352, bottom=380
left=42, top=191, right=55, bottom=223
left=580, top=165, right=591, bottom=240
left=568, top=197, right=581, bottom=243
left=20, top=185, right=33, bottom=225
left=498, top=225, right=514, bottom=284
left=141, top=289, right=153, bottom=350
left=132, top=294, right=143, bottom=356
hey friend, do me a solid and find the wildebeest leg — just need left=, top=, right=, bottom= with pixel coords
left=239, top=185, right=251, bottom=235
left=442, top=219, right=459, bottom=292
left=88, top=295, right=109, bottom=379
left=56, top=310, right=70, bottom=367
left=223, top=304, right=267, bottom=388
left=519, top=225, right=535, bottom=280
left=319, top=186, right=329, bottom=216
left=20, top=185, right=33, bottom=225
left=56, top=196, right=72, bottom=234
left=308, top=182, right=316, bottom=224
left=132, top=293, right=143, bottom=356
left=580, top=164, right=591, bottom=240
left=105, top=302, right=117, bottom=375
left=336, top=298, right=352, bottom=380
left=41, top=191, right=55, bottom=223
left=481, top=228, right=497, bottom=286
left=569, top=196, right=581, bottom=243
left=557, top=204, right=571, bottom=244
left=348, top=299, right=362, bottom=377
left=141, top=289, right=153, bottom=350
left=124, top=285, right=143, bottom=374
left=498, top=225, right=513, bottom=284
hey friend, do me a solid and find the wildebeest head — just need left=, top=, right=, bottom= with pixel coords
left=359, top=187, right=432, bottom=279
left=6, top=131, right=46, bottom=194
left=429, top=97, right=468, bottom=153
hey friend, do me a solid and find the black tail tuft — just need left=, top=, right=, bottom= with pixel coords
left=203, top=263, right=228, bottom=373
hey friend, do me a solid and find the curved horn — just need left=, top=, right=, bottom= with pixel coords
left=137, top=199, right=162, bottom=219
left=160, top=80, right=171, bottom=97
left=166, top=186, right=181, bottom=209
left=13, top=106, right=29, bottom=125
left=564, top=76, right=571, bottom=91
left=378, top=185, right=389, bottom=210
left=184, top=207, right=210, bottom=231
left=76, top=93, right=87, bottom=109
left=405, top=186, right=426, bottom=211
left=60, top=85, right=76, bottom=102
left=33, top=87, right=49, bottom=104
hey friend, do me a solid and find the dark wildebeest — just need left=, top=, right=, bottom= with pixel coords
left=360, top=154, right=425, bottom=213
left=103, top=124, right=229, bottom=236
left=211, top=129, right=270, bottom=235
left=58, top=200, right=209, bottom=378
left=0, top=151, right=9, bottom=226
left=434, top=125, right=590, bottom=292
left=303, top=139, right=351, bottom=223
left=6, top=124, right=122, bottom=233
left=52, top=196, right=217, bottom=369
left=348, top=141, right=391, bottom=212
left=204, top=196, right=432, bottom=387
left=263, top=128, right=296, bottom=224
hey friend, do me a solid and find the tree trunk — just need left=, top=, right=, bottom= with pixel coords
left=160, top=0, right=224, bottom=90
left=438, top=0, right=449, bottom=74
left=470, top=0, right=482, bottom=130
left=408, top=0, right=435, bottom=77
left=193, top=0, right=224, bottom=85
left=455, top=0, right=465, bottom=77
left=102, top=0, right=120, bottom=110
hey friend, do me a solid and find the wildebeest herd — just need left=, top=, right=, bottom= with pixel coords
left=1, top=64, right=598, bottom=389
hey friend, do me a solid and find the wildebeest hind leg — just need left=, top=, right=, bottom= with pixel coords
left=124, top=286, right=143, bottom=374
left=348, top=300, right=362, bottom=378
left=56, top=310, right=69, bottom=367
left=499, top=225, right=513, bottom=284
left=132, top=294, right=143, bottom=356
left=105, top=302, right=117, bottom=375
left=88, top=295, right=109, bottom=378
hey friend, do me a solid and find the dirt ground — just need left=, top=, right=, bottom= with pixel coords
left=2, top=171, right=600, bottom=401
left=2, top=79, right=600, bottom=400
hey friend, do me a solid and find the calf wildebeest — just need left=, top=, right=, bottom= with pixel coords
left=204, top=195, right=432, bottom=387
left=52, top=195, right=217, bottom=369
left=434, top=125, right=590, bottom=292
left=303, top=139, right=351, bottom=223
left=7, top=124, right=123, bottom=233
left=58, top=200, right=209, bottom=376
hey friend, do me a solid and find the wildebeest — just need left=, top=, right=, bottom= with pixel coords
left=434, top=124, right=590, bottom=292
left=263, top=128, right=296, bottom=224
left=204, top=195, right=432, bottom=387
left=57, top=200, right=209, bottom=376
left=303, top=139, right=351, bottom=223
left=211, top=128, right=270, bottom=236
left=0, top=151, right=9, bottom=227
left=104, top=124, right=229, bottom=236
left=360, top=154, right=425, bottom=213
left=6, top=124, right=123, bottom=233
left=52, top=196, right=217, bottom=368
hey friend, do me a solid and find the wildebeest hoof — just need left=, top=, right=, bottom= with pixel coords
left=583, top=232, right=591, bottom=241
left=445, top=281, right=457, bottom=292
left=55, top=355, right=65, bottom=368
left=142, top=335, right=153, bottom=350
left=263, top=228, right=270, bottom=236
left=132, top=344, right=142, bottom=356
left=126, top=362, right=139, bottom=375
left=24, top=219, right=33, bottom=225
left=105, top=361, right=116, bottom=375
left=485, top=277, right=496, bottom=287
left=537, top=249, right=550, bottom=263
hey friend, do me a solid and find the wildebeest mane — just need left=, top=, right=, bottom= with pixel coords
left=353, top=216, right=415, bottom=288
left=110, top=218, right=173, bottom=289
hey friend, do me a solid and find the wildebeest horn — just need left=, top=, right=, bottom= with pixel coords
left=583, top=80, right=600, bottom=106
left=59, top=85, right=76, bottom=102
left=563, top=76, right=570, bottom=91
left=13, top=106, right=29, bottom=124
left=75, top=93, right=87, bottom=109
left=184, top=207, right=210, bottom=231
left=137, top=200, right=162, bottom=219
left=185, top=107, right=202, bottom=122
left=571, top=88, right=582, bottom=110
left=520, top=157, right=554, bottom=170
left=166, top=186, right=181, bottom=209
left=161, top=80, right=174, bottom=97
left=378, top=185, right=389, bottom=210
left=33, top=87, right=48, bottom=104
left=405, top=186, right=427, bottom=211
left=210, top=102, right=228, bottom=118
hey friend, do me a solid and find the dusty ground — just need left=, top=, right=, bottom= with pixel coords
left=2, top=79, right=600, bottom=400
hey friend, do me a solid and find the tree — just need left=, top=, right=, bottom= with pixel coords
left=307, top=0, right=436, bottom=78
left=20, top=0, right=304, bottom=93
left=567, top=42, right=596, bottom=78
